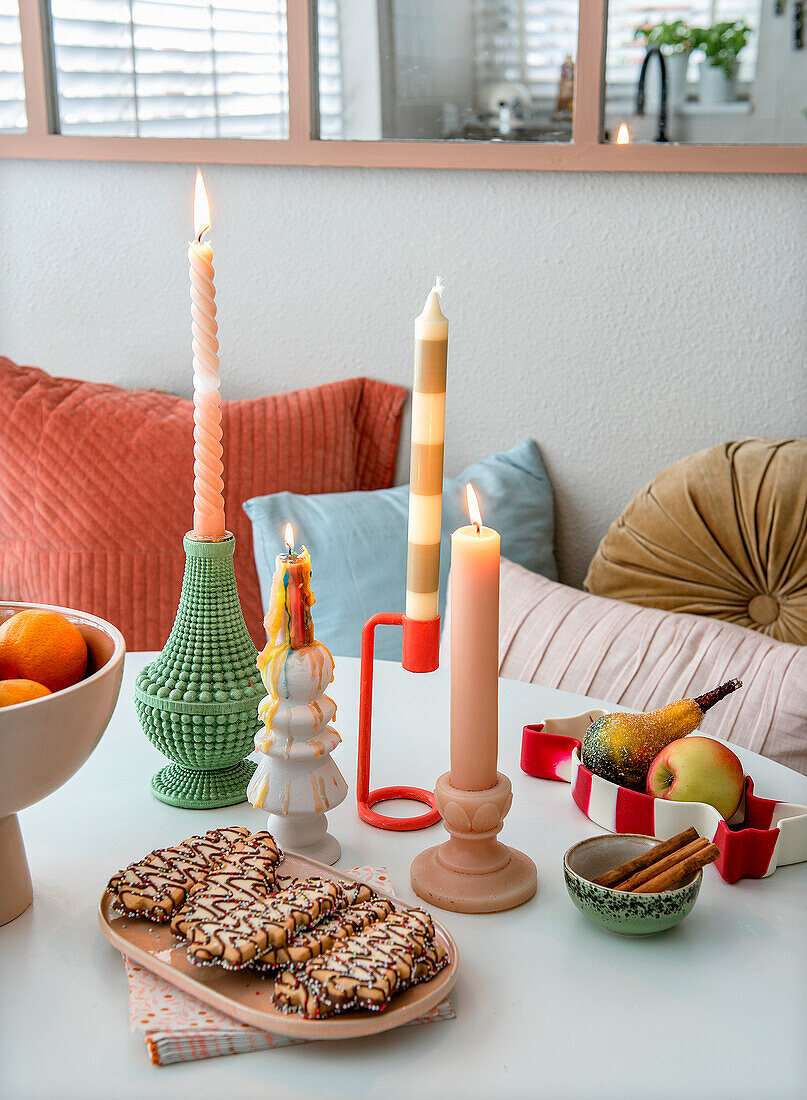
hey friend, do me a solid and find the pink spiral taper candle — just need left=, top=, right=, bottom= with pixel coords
left=189, top=170, right=226, bottom=540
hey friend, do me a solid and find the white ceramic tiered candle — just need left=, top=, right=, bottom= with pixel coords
left=247, top=527, right=347, bottom=864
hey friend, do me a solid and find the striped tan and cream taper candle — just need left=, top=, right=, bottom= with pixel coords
left=405, top=279, right=448, bottom=621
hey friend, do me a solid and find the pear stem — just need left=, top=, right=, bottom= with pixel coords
left=694, top=678, right=743, bottom=714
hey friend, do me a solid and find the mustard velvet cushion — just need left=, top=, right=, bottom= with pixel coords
left=585, top=439, right=807, bottom=645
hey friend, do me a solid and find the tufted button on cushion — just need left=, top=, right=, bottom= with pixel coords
left=585, top=439, right=807, bottom=645
left=748, top=595, right=780, bottom=626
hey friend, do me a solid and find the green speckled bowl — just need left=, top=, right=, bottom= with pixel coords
left=563, top=833, right=703, bottom=936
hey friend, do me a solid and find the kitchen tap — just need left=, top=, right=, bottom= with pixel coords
left=636, top=46, right=668, bottom=143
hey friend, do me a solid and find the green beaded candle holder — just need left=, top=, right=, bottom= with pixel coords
left=134, top=533, right=260, bottom=809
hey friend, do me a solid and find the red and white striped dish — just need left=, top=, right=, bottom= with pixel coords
left=521, top=711, right=807, bottom=883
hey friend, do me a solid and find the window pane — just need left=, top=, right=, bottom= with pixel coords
left=603, top=1, right=804, bottom=145
left=0, top=0, right=27, bottom=133
left=313, top=0, right=578, bottom=143
left=49, top=0, right=288, bottom=139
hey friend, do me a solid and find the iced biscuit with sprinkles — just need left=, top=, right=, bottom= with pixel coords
left=170, top=830, right=283, bottom=937
left=335, top=880, right=378, bottom=906
left=251, top=894, right=394, bottom=973
left=180, top=876, right=344, bottom=970
left=272, top=907, right=448, bottom=1017
left=106, top=825, right=250, bottom=922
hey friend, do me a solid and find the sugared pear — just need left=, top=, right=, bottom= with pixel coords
left=581, top=679, right=742, bottom=792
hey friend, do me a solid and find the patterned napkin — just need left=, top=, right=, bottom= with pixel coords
left=124, top=865, right=455, bottom=1065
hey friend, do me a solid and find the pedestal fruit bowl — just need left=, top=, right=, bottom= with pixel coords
left=0, top=601, right=125, bottom=925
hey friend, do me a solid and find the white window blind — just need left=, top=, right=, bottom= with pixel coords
left=606, top=2, right=760, bottom=86
left=474, top=1, right=579, bottom=96
left=316, top=0, right=343, bottom=139
left=49, top=0, right=288, bottom=138
left=0, top=0, right=26, bottom=133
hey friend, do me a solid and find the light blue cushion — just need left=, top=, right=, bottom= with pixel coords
left=243, top=439, right=556, bottom=660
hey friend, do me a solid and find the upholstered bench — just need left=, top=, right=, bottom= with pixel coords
left=498, top=438, right=807, bottom=775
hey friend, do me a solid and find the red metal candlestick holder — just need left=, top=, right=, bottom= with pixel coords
left=356, top=613, right=442, bottom=830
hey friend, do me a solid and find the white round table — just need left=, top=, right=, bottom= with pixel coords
left=3, top=654, right=806, bottom=1099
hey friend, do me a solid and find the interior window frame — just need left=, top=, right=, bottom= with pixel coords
left=0, top=1, right=804, bottom=173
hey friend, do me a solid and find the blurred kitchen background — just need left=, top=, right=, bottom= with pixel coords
left=314, top=1, right=807, bottom=145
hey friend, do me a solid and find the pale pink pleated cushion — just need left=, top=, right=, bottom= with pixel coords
left=498, top=558, right=807, bottom=775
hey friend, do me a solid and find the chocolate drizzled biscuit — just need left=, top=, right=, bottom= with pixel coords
left=272, top=878, right=376, bottom=905
left=251, top=895, right=394, bottom=974
left=181, top=877, right=344, bottom=970
left=336, top=881, right=378, bottom=906
left=272, top=908, right=448, bottom=1017
left=273, top=943, right=446, bottom=1018
left=107, top=825, right=251, bottom=922
left=170, top=830, right=283, bottom=938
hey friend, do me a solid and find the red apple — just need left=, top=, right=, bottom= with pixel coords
left=646, top=736, right=745, bottom=819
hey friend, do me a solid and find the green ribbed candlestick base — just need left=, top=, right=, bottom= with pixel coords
left=151, top=760, right=257, bottom=809
left=134, top=533, right=260, bottom=809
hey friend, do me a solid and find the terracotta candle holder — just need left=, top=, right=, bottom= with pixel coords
left=356, top=612, right=442, bottom=830
left=410, top=770, right=536, bottom=913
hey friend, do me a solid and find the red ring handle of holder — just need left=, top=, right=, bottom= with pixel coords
left=356, top=612, right=442, bottom=830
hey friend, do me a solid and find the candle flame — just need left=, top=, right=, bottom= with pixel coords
left=193, top=169, right=211, bottom=242
left=616, top=123, right=630, bottom=145
left=284, top=522, right=295, bottom=552
left=466, top=483, right=482, bottom=533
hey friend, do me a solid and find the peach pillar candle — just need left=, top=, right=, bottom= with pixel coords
left=190, top=170, right=225, bottom=540
left=449, top=484, right=500, bottom=791
left=405, top=278, right=448, bottom=621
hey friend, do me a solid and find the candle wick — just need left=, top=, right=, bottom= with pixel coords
left=473, top=521, right=481, bottom=535
left=197, top=225, right=209, bottom=244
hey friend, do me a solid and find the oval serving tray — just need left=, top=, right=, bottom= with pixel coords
left=98, top=850, right=458, bottom=1041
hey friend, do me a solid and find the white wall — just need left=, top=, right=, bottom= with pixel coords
left=1, top=159, right=804, bottom=586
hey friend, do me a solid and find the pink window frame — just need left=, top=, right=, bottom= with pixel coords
left=2, top=0, right=805, bottom=173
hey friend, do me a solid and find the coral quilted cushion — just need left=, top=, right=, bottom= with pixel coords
left=498, top=558, right=807, bottom=775
left=585, top=439, right=807, bottom=645
left=0, top=358, right=406, bottom=651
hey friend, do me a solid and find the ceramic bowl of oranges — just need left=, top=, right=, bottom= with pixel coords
left=0, top=601, right=125, bottom=925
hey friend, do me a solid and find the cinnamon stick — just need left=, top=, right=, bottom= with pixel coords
left=614, top=837, right=711, bottom=892
left=633, top=842, right=720, bottom=893
left=593, top=827, right=699, bottom=888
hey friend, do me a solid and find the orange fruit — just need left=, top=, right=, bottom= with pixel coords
left=0, top=679, right=52, bottom=707
left=0, top=610, right=88, bottom=692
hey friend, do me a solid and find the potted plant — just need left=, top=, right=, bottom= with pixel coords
left=692, top=21, right=752, bottom=105
left=634, top=20, right=694, bottom=110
